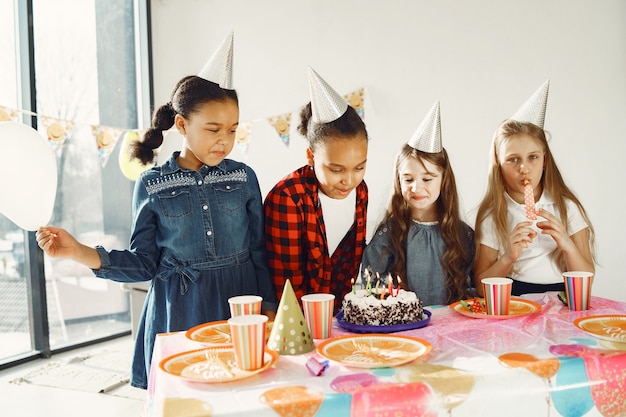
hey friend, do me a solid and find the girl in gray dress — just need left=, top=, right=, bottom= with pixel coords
left=361, top=102, right=474, bottom=306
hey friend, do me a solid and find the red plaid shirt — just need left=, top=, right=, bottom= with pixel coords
left=264, top=165, right=368, bottom=310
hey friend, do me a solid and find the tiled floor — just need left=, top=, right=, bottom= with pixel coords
left=0, top=335, right=146, bottom=417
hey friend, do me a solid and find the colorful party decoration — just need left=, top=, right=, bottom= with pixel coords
left=395, top=363, right=474, bottom=411
left=330, top=373, right=381, bottom=393
left=266, top=279, right=315, bottom=355
left=0, top=121, right=57, bottom=230
left=0, top=83, right=365, bottom=177
left=118, top=130, right=152, bottom=180
left=235, top=121, right=253, bottom=159
left=498, top=352, right=560, bottom=380
left=0, top=105, right=19, bottom=122
left=344, top=88, right=365, bottom=120
left=313, top=393, right=351, bottom=417
left=550, top=356, right=594, bottom=417
left=259, top=385, right=324, bottom=417
left=91, top=125, right=123, bottom=167
left=351, top=382, right=438, bottom=417
left=40, top=116, right=75, bottom=153
left=267, top=113, right=291, bottom=147
left=550, top=344, right=626, bottom=417
left=162, top=397, right=212, bottom=417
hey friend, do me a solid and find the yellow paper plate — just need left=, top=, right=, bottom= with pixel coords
left=449, top=298, right=541, bottom=319
left=186, top=320, right=273, bottom=346
left=316, top=334, right=431, bottom=368
left=573, top=315, right=626, bottom=344
left=160, top=346, right=278, bottom=383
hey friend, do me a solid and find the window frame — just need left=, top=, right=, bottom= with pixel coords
left=0, top=0, right=153, bottom=370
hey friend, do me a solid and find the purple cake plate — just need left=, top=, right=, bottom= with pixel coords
left=336, top=309, right=432, bottom=334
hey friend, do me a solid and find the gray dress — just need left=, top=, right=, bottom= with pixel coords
left=361, top=220, right=475, bottom=306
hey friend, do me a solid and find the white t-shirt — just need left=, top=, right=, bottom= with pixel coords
left=479, top=191, right=588, bottom=284
left=319, top=189, right=356, bottom=256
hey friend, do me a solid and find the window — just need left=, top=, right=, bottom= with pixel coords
left=0, top=0, right=151, bottom=367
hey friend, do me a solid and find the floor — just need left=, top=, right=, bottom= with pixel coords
left=0, top=335, right=146, bottom=417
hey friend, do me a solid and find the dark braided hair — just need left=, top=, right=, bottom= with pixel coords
left=131, top=76, right=239, bottom=164
left=297, top=103, right=368, bottom=149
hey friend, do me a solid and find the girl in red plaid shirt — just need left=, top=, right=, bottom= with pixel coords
left=264, top=68, right=369, bottom=310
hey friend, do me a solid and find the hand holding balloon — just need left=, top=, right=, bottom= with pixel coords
left=36, top=226, right=102, bottom=269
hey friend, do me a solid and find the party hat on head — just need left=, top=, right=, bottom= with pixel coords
left=197, top=31, right=234, bottom=89
left=510, top=79, right=549, bottom=128
left=308, top=67, right=348, bottom=124
left=407, top=101, right=442, bottom=153
left=267, top=279, right=315, bottom=355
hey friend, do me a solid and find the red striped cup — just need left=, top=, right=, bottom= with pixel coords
left=228, top=314, right=268, bottom=371
left=482, top=278, right=513, bottom=315
left=228, top=295, right=262, bottom=317
left=562, top=271, right=593, bottom=311
left=301, top=293, right=335, bottom=339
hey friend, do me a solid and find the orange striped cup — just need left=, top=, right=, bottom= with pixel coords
left=482, top=278, right=513, bottom=315
left=562, top=271, right=593, bottom=311
left=301, top=293, right=335, bottom=339
left=228, top=295, right=262, bottom=317
left=228, top=314, right=268, bottom=371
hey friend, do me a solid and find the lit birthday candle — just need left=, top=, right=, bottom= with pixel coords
left=396, top=275, right=402, bottom=296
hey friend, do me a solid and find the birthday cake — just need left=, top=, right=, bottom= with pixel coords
left=341, top=289, right=424, bottom=326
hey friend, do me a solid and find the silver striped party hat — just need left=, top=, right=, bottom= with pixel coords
left=510, top=79, right=550, bottom=128
left=198, top=31, right=234, bottom=89
left=407, top=101, right=442, bottom=153
left=308, top=67, right=348, bottom=124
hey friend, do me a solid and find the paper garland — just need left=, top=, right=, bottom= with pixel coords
left=235, top=121, right=253, bottom=158
left=344, top=88, right=365, bottom=120
left=0, top=87, right=364, bottom=174
left=92, top=125, right=124, bottom=167
left=267, top=113, right=291, bottom=148
left=0, top=106, right=20, bottom=122
left=40, top=116, right=75, bottom=153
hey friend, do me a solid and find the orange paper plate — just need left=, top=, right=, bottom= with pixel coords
left=186, top=320, right=273, bottom=346
left=449, top=298, right=541, bottom=319
left=573, top=314, right=626, bottom=344
left=160, top=346, right=278, bottom=383
left=317, top=334, right=431, bottom=368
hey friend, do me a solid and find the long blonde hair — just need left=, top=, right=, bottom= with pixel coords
left=475, top=120, right=596, bottom=268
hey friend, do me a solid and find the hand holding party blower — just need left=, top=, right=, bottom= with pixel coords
left=523, top=179, right=537, bottom=220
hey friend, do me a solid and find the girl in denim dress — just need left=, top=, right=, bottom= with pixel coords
left=36, top=34, right=276, bottom=389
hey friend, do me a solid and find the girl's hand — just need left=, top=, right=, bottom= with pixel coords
left=536, top=209, right=575, bottom=252
left=36, top=226, right=79, bottom=259
left=504, top=221, right=537, bottom=263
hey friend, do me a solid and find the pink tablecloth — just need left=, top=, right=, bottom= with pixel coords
left=145, top=292, right=626, bottom=417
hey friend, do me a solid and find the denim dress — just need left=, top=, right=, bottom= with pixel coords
left=92, top=152, right=276, bottom=389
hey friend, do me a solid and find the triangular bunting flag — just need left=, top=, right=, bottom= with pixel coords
left=0, top=106, right=20, bottom=122
left=40, top=116, right=75, bottom=153
left=91, top=125, right=123, bottom=167
left=267, top=279, right=315, bottom=355
left=344, top=88, right=365, bottom=120
left=235, top=121, right=253, bottom=160
left=267, top=113, right=291, bottom=148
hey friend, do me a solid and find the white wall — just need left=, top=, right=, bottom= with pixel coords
left=150, top=0, right=626, bottom=302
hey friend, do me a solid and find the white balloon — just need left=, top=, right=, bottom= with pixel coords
left=157, top=129, right=184, bottom=166
left=0, top=122, right=57, bottom=230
